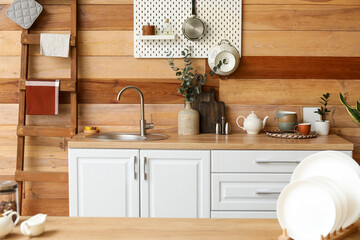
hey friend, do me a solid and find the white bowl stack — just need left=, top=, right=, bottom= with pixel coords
left=277, top=151, right=360, bottom=240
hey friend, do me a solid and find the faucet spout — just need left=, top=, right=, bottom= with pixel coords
left=117, top=86, right=152, bottom=137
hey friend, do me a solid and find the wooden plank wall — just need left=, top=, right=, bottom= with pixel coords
left=0, top=0, right=359, bottom=215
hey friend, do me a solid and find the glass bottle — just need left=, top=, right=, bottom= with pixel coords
left=162, top=19, right=173, bottom=35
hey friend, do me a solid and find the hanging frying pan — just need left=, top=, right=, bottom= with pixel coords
left=182, top=0, right=207, bottom=41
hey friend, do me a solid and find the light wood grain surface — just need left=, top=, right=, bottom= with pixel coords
left=4, top=217, right=360, bottom=240
left=68, top=133, right=353, bottom=150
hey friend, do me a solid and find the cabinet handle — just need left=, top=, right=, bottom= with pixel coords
left=255, top=190, right=282, bottom=195
left=133, top=156, right=136, bottom=180
left=255, top=159, right=301, bottom=164
left=143, top=157, right=147, bottom=181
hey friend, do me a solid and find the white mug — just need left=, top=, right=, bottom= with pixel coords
left=0, top=211, right=19, bottom=239
left=20, top=213, right=47, bottom=237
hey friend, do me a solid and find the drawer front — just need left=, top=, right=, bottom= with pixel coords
left=211, top=211, right=276, bottom=219
left=212, top=174, right=291, bottom=211
left=211, top=150, right=352, bottom=173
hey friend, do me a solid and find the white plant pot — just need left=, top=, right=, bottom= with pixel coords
left=315, top=120, right=330, bottom=136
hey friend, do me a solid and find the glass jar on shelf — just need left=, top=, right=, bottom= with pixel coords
left=0, top=181, right=18, bottom=214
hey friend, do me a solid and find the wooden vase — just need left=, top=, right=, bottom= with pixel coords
left=178, top=101, right=199, bottom=135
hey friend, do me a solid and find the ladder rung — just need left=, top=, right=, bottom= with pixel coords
left=19, top=79, right=76, bottom=92
left=21, top=33, right=76, bottom=47
left=17, top=126, right=76, bottom=137
left=15, top=171, right=68, bottom=183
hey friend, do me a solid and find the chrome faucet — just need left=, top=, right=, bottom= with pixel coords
left=117, top=86, right=154, bottom=137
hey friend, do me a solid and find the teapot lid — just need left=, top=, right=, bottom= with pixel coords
left=0, top=181, right=17, bottom=192
left=247, top=111, right=260, bottom=119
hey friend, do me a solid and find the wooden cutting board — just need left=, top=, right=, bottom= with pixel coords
left=193, top=78, right=225, bottom=133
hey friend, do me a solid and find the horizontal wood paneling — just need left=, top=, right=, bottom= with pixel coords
left=0, top=57, right=205, bottom=79
left=219, top=79, right=360, bottom=105
left=1, top=0, right=360, bottom=5
left=243, top=31, right=360, bottom=57
left=2, top=4, right=360, bottom=31
left=0, top=4, right=133, bottom=31
left=243, top=5, right=360, bottom=31
left=3, top=30, right=360, bottom=57
left=208, top=57, right=360, bottom=79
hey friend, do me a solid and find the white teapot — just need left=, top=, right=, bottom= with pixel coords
left=236, top=111, right=269, bottom=135
left=0, top=211, right=19, bottom=239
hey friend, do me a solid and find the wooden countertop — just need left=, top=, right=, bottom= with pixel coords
left=68, top=133, right=354, bottom=150
left=5, top=217, right=360, bottom=240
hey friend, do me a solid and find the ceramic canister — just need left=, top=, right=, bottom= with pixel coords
left=276, top=111, right=298, bottom=131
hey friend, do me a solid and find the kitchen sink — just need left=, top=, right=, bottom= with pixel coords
left=86, top=132, right=168, bottom=141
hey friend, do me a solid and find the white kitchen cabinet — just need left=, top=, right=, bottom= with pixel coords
left=69, top=149, right=210, bottom=218
left=210, top=150, right=352, bottom=219
left=69, top=149, right=139, bottom=217
left=140, top=150, right=210, bottom=218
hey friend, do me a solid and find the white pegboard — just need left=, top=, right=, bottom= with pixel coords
left=134, top=0, right=242, bottom=58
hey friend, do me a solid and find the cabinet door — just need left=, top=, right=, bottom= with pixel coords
left=140, top=150, right=210, bottom=218
left=69, top=149, right=139, bottom=217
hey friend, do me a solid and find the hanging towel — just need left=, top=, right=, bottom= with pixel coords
left=40, top=33, right=70, bottom=58
left=26, top=80, right=60, bottom=115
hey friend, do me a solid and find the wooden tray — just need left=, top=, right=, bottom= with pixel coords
left=266, top=130, right=317, bottom=139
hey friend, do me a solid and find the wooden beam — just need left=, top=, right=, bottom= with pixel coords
left=19, top=79, right=76, bottom=92
left=15, top=171, right=68, bottom=183
left=21, top=33, right=76, bottom=47
left=17, top=126, right=76, bottom=137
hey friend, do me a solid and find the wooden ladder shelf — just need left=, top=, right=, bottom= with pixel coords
left=15, top=0, right=78, bottom=214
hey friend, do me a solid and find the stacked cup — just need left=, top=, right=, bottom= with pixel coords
left=277, top=151, right=360, bottom=240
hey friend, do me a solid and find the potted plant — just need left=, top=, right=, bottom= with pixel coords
left=166, top=47, right=224, bottom=135
left=339, top=93, right=360, bottom=126
left=314, top=93, right=331, bottom=135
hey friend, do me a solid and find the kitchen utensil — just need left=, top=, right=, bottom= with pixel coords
left=277, top=178, right=338, bottom=240
left=236, top=111, right=268, bottom=135
left=208, top=39, right=241, bottom=76
left=20, top=213, right=47, bottom=237
left=266, top=131, right=317, bottom=139
left=142, top=23, right=155, bottom=35
left=0, top=181, right=18, bottom=213
left=225, top=122, right=231, bottom=135
left=215, top=123, right=221, bottom=135
left=0, top=211, right=19, bottom=239
left=276, top=111, right=298, bottom=131
left=291, top=151, right=360, bottom=228
left=182, top=0, right=206, bottom=41
left=294, top=123, right=311, bottom=135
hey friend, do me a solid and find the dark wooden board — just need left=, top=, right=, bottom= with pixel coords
left=207, top=57, right=360, bottom=80
left=193, top=78, right=225, bottom=133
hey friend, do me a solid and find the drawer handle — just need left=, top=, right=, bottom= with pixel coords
left=255, top=190, right=282, bottom=195
left=255, top=159, right=301, bottom=164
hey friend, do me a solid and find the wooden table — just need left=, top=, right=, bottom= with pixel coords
left=4, top=217, right=360, bottom=240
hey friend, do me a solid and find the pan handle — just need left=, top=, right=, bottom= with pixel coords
left=192, top=0, right=196, bottom=16
left=219, top=39, right=231, bottom=45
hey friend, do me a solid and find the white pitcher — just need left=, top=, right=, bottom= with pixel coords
left=0, top=211, right=19, bottom=239
left=236, top=111, right=269, bottom=135
left=20, top=213, right=47, bottom=237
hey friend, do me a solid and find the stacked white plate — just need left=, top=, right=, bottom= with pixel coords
left=277, top=151, right=360, bottom=240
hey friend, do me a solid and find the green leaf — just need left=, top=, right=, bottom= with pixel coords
left=357, top=101, right=360, bottom=111
left=339, top=93, right=360, bottom=126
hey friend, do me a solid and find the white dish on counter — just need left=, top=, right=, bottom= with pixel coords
left=277, top=178, right=339, bottom=240
left=291, top=151, right=360, bottom=228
